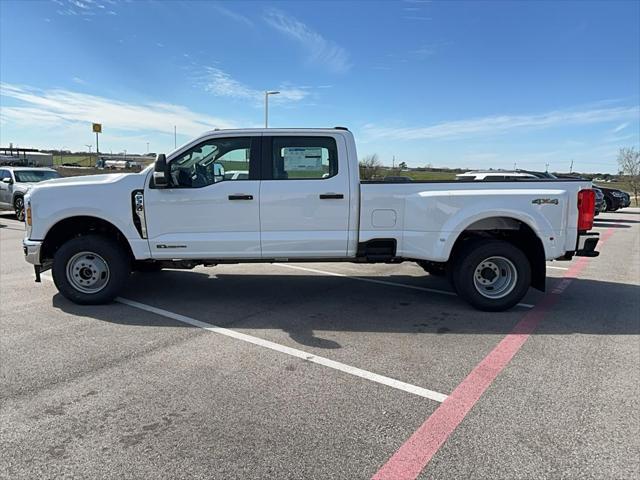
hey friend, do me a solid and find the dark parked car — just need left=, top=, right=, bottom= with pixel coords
left=620, top=191, right=631, bottom=208
left=596, top=186, right=628, bottom=211
left=593, top=187, right=605, bottom=215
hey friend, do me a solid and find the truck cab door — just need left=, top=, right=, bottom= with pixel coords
left=259, top=134, right=351, bottom=258
left=143, top=135, right=262, bottom=259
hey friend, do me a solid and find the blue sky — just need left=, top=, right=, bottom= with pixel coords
left=0, top=0, right=638, bottom=173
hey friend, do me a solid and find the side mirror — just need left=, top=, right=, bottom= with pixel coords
left=2, top=177, right=13, bottom=184
left=153, top=154, right=169, bottom=187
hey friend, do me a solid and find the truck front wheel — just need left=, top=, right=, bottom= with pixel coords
left=52, top=235, right=130, bottom=305
left=452, top=239, right=531, bottom=311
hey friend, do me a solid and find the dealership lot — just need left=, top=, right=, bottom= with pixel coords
left=1, top=210, right=639, bottom=479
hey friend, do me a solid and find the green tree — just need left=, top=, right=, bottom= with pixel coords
left=359, top=154, right=382, bottom=180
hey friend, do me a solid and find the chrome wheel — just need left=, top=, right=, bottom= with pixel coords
left=66, top=251, right=110, bottom=294
left=14, top=197, right=24, bottom=222
left=473, top=256, right=518, bottom=299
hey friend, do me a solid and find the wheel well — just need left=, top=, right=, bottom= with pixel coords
left=450, top=217, right=546, bottom=291
left=41, top=216, right=134, bottom=264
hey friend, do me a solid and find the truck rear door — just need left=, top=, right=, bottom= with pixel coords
left=259, top=134, right=351, bottom=258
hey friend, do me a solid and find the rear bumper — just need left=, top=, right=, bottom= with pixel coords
left=575, top=232, right=599, bottom=257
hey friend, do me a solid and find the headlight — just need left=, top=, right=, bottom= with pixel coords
left=612, top=192, right=623, bottom=197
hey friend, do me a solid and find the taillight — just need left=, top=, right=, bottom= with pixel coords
left=26, top=201, right=32, bottom=226
left=577, top=189, right=595, bottom=231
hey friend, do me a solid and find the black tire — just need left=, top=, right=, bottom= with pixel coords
left=14, top=195, right=25, bottom=222
left=52, top=235, right=130, bottom=305
left=416, top=260, right=446, bottom=276
left=451, top=239, right=531, bottom=312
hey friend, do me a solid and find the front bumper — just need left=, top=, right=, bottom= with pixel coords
left=23, top=239, right=42, bottom=265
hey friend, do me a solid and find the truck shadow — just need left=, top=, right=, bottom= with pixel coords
left=593, top=222, right=629, bottom=228
left=52, top=268, right=640, bottom=349
left=595, top=217, right=640, bottom=224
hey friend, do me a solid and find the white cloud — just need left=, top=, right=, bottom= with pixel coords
left=56, top=0, right=117, bottom=17
left=264, top=10, right=351, bottom=74
left=201, top=67, right=310, bottom=104
left=72, top=76, right=86, bottom=85
left=213, top=4, right=253, bottom=27
left=362, top=106, right=640, bottom=141
left=612, top=122, right=629, bottom=133
left=0, top=83, right=237, bottom=138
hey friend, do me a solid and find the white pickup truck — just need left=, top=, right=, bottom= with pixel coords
left=23, top=128, right=599, bottom=311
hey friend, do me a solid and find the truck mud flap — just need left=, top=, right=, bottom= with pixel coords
left=575, top=232, right=600, bottom=257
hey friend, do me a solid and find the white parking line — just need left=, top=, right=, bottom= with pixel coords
left=116, top=297, right=449, bottom=403
left=275, top=263, right=535, bottom=309
left=546, top=265, right=569, bottom=271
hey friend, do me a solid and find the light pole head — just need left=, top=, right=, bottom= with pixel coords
left=266, top=91, right=280, bottom=96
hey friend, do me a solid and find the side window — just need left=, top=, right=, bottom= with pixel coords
left=0, top=170, right=7, bottom=180
left=271, top=136, right=338, bottom=180
left=169, top=137, right=252, bottom=188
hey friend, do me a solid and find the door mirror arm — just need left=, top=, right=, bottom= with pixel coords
left=153, top=154, right=170, bottom=188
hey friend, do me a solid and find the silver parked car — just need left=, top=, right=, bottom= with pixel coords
left=0, top=167, right=60, bottom=221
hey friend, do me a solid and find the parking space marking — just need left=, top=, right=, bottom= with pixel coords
left=371, top=227, right=615, bottom=480
left=115, top=297, right=449, bottom=403
left=546, top=265, right=569, bottom=271
left=275, top=263, right=535, bottom=309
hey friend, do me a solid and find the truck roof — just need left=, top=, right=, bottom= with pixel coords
left=199, top=127, right=350, bottom=136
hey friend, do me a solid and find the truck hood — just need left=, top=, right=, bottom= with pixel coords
left=28, top=172, right=147, bottom=195
left=34, top=173, right=131, bottom=188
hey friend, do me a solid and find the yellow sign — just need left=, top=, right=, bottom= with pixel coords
left=92, top=123, right=102, bottom=133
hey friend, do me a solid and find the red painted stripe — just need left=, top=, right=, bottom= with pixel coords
left=372, top=229, right=614, bottom=480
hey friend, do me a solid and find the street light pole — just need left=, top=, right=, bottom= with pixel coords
left=264, top=90, right=280, bottom=128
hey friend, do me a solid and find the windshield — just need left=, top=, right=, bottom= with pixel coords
left=14, top=170, right=61, bottom=183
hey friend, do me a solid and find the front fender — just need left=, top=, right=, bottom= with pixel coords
left=27, top=173, right=151, bottom=259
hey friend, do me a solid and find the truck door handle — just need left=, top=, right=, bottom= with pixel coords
left=228, top=194, right=253, bottom=200
left=319, top=193, right=344, bottom=199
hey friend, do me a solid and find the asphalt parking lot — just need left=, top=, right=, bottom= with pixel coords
left=1, top=210, right=639, bottom=479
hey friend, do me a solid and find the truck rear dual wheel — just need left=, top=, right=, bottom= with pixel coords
left=451, top=239, right=531, bottom=312
left=52, top=235, right=130, bottom=305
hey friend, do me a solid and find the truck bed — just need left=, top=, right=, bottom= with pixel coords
left=359, top=179, right=591, bottom=262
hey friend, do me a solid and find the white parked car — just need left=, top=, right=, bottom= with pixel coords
left=23, top=128, right=599, bottom=311
left=0, top=167, right=60, bottom=221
